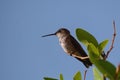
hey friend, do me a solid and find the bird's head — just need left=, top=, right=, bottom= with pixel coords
left=42, top=28, right=70, bottom=38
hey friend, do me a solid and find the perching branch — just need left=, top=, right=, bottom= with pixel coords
left=105, top=20, right=116, bottom=59
left=71, top=54, right=89, bottom=60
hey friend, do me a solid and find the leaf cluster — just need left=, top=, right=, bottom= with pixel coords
left=76, top=28, right=117, bottom=80
left=44, top=71, right=82, bottom=80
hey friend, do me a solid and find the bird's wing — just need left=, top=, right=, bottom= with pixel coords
left=70, top=35, right=88, bottom=57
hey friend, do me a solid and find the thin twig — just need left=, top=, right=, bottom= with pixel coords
left=115, top=64, right=120, bottom=80
left=105, top=20, right=116, bottom=59
left=84, top=70, right=87, bottom=80
left=103, top=21, right=116, bottom=79
left=71, top=54, right=89, bottom=60
left=103, top=75, right=106, bottom=80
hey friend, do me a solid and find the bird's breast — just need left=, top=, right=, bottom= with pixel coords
left=59, top=36, right=74, bottom=54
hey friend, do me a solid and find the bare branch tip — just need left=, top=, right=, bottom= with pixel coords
left=105, top=20, right=117, bottom=59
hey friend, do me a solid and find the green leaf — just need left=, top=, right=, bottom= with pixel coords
left=87, top=43, right=116, bottom=80
left=43, top=77, right=58, bottom=80
left=94, top=60, right=116, bottom=80
left=60, top=74, right=64, bottom=80
left=73, top=71, right=82, bottom=80
left=98, top=39, right=109, bottom=53
left=87, top=43, right=100, bottom=63
left=76, top=28, right=98, bottom=47
left=93, top=67, right=103, bottom=80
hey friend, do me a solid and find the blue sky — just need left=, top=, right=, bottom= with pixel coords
left=1, top=0, right=120, bottom=80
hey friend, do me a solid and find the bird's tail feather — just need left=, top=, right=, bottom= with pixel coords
left=75, top=57, right=92, bottom=68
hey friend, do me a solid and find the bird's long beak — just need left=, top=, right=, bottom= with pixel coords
left=42, top=33, right=56, bottom=37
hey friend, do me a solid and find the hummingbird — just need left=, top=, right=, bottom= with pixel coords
left=42, top=28, right=92, bottom=68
